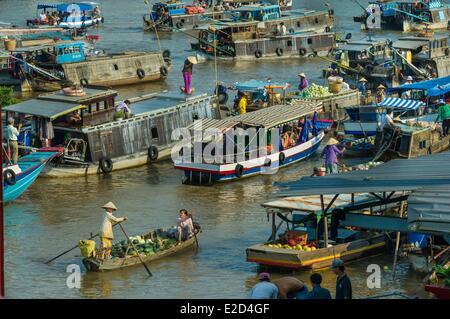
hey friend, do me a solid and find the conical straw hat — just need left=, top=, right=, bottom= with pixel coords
left=187, top=56, right=198, bottom=64
left=102, top=202, right=117, bottom=210
left=327, top=138, right=339, bottom=146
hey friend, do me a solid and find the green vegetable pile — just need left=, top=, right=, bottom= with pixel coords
left=435, top=264, right=450, bottom=287
left=110, top=235, right=178, bottom=258
left=300, top=84, right=332, bottom=99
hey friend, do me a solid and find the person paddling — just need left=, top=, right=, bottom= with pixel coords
left=100, top=202, right=127, bottom=259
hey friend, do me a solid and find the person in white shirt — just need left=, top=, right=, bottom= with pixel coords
left=177, top=209, right=194, bottom=243
left=7, top=117, right=21, bottom=164
left=115, top=99, right=132, bottom=118
left=279, top=22, right=287, bottom=35
left=39, top=12, right=48, bottom=22
left=402, top=76, right=414, bottom=99
left=380, top=109, right=395, bottom=129
left=99, top=202, right=127, bottom=259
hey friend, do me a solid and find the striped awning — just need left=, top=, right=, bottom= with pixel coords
left=429, top=1, right=442, bottom=9
left=378, top=97, right=424, bottom=110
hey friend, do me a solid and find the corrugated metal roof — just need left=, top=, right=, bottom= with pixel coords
left=408, top=185, right=450, bottom=234
left=224, top=102, right=322, bottom=128
left=262, top=194, right=374, bottom=212
left=276, top=151, right=450, bottom=197
left=4, top=99, right=85, bottom=120
left=392, top=40, right=429, bottom=50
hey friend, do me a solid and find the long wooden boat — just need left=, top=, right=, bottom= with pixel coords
left=174, top=102, right=331, bottom=185
left=82, top=227, right=200, bottom=271
left=3, top=148, right=62, bottom=203
left=4, top=88, right=219, bottom=178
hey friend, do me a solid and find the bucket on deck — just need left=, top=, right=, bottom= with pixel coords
left=408, top=232, right=428, bottom=249
left=313, top=167, right=326, bottom=176
left=4, top=39, right=17, bottom=51
left=328, top=76, right=343, bottom=93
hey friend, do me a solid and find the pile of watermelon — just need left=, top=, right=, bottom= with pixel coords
left=110, top=235, right=178, bottom=258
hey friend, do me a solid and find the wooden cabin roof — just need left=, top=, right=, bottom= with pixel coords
left=37, top=87, right=117, bottom=104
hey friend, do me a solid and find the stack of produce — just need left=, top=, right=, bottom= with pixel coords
left=110, top=235, right=178, bottom=258
left=300, top=83, right=332, bottom=99
left=264, top=237, right=317, bottom=252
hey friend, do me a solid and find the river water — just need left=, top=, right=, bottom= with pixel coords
left=1, top=0, right=428, bottom=298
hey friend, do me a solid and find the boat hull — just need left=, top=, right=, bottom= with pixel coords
left=175, top=131, right=324, bottom=184
left=83, top=235, right=197, bottom=271
left=246, top=233, right=388, bottom=270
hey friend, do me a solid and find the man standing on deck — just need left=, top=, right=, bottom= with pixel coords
left=436, top=99, right=450, bottom=137
left=6, top=117, right=21, bottom=165
left=331, top=259, right=352, bottom=299
left=321, top=138, right=345, bottom=174
left=248, top=273, right=279, bottom=299
left=100, top=202, right=127, bottom=259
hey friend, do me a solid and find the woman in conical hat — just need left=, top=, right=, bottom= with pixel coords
left=99, top=202, right=127, bottom=259
left=182, top=56, right=198, bottom=95
left=321, top=137, right=345, bottom=174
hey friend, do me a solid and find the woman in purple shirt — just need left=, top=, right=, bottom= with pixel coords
left=321, top=138, right=345, bottom=174
left=298, top=72, right=309, bottom=91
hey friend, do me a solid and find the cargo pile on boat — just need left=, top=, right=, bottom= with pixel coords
left=110, top=235, right=178, bottom=258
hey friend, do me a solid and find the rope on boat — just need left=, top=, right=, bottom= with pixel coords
left=144, top=0, right=163, bottom=54
left=0, top=50, right=63, bottom=81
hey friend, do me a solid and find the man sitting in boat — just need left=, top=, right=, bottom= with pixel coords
left=115, top=100, right=132, bottom=119
left=298, top=73, right=309, bottom=91
left=39, top=11, right=48, bottom=23
left=380, top=109, right=395, bottom=129
left=100, top=202, right=127, bottom=259
left=177, top=209, right=194, bottom=243
left=93, top=6, right=101, bottom=18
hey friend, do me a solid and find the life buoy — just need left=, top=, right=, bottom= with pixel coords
left=3, top=169, right=16, bottom=186
left=162, top=50, right=171, bottom=58
left=137, top=68, right=146, bottom=79
left=279, top=152, right=286, bottom=165
left=148, top=146, right=159, bottom=162
left=176, top=22, right=183, bottom=29
left=254, top=50, right=262, bottom=58
left=160, top=66, right=168, bottom=77
left=80, top=78, right=89, bottom=86
left=276, top=48, right=284, bottom=56
left=299, top=48, right=307, bottom=56
left=99, top=157, right=113, bottom=174
left=325, top=26, right=331, bottom=33
left=235, top=164, right=244, bottom=178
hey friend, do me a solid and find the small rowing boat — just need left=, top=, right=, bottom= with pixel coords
left=82, top=226, right=200, bottom=272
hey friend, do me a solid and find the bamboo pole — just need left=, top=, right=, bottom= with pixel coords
left=392, top=192, right=406, bottom=279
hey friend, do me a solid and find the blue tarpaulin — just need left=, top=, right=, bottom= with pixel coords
left=428, top=83, right=450, bottom=97
left=37, top=3, right=95, bottom=12
left=387, top=76, right=450, bottom=96
left=378, top=97, right=424, bottom=110
left=234, top=79, right=286, bottom=93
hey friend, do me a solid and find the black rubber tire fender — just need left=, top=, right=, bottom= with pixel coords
left=275, top=48, right=284, bottom=56
left=445, top=48, right=450, bottom=56
left=99, top=157, right=113, bottom=174
left=299, top=48, right=307, bottom=56
left=235, top=164, right=244, bottom=178
left=264, top=158, right=272, bottom=167
left=4, top=169, right=16, bottom=186
left=218, top=92, right=229, bottom=105
left=80, top=78, right=89, bottom=86
left=101, top=17, right=104, bottom=23
left=162, top=50, right=171, bottom=59
left=345, top=32, right=352, bottom=40
left=279, top=152, right=286, bottom=165
left=160, top=66, right=168, bottom=77
left=176, top=22, right=183, bottom=29
left=254, top=50, right=262, bottom=58
left=137, top=68, right=146, bottom=79
left=325, top=26, right=331, bottom=33
left=148, top=146, right=159, bottom=162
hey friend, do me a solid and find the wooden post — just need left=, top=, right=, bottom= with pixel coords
left=0, top=103, right=4, bottom=297
left=392, top=192, right=406, bottom=279
left=320, top=195, right=329, bottom=248
left=271, top=213, right=276, bottom=243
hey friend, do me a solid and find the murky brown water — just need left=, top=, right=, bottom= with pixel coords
left=1, top=0, right=429, bottom=298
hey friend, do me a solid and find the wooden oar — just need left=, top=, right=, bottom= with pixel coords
left=119, top=223, right=152, bottom=277
left=45, top=222, right=122, bottom=264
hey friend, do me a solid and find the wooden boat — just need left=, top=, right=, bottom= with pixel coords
left=26, top=3, right=104, bottom=29
left=82, top=227, right=200, bottom=272
left=174, top=102, right=332, bottom=185
left=4, top=88, right=219, bottom=177
left=246, top=194, right=391, bottom=270
left=341, top=136, right=375, bottom=157
left=3, top=148, right=62, bottom=203
left=354, top=0, right=450, bottom=32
